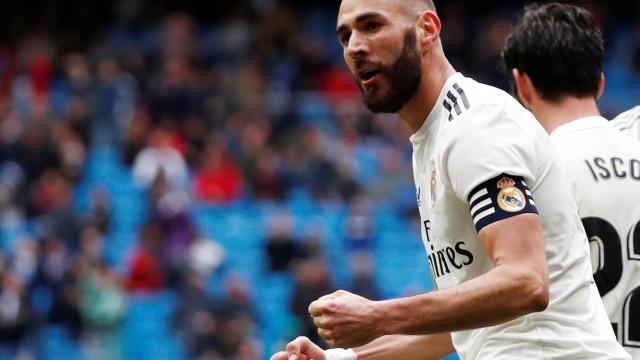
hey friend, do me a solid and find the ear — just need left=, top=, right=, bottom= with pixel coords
left=596, top=72, right=605, bottom=99
left=416, top=11, right=441, bottom=53
left=512, top=68, right=536, bottom=109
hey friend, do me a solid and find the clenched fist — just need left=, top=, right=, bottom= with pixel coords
left=308, top=290, right=384, bottom=348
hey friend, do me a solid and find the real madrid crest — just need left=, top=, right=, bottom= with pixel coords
left=430, top=170, right=437, bottom=207
left=496, top=177, right=526, bottom=212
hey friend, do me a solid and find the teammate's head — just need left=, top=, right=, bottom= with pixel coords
left=501, top=3, right=604, bottom=104
left=336, top=0, right=441, bottom=113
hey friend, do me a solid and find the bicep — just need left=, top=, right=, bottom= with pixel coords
left=478, top=213, right=548, bottom=283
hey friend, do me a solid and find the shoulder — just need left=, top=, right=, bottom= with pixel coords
left=439, top=79, right=540, bottom=147
left=612, top=105, right=640, bottom=129
left=612, top=106, right=640, bottom=141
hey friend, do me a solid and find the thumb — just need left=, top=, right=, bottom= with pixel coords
left=286, top=338, right=303, bottom=360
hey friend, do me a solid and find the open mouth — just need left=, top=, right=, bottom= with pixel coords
left=360, top=69, right=380, bottom=81
left=358, top=68, right=382, bottom=87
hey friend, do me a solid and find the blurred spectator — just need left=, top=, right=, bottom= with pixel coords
left=234, top=116, right=285, bottom=200
left=186, top=237, right=226, bottom=277
left=265, top=212, right=305, bottom=272
left=160, top=13, right=198, bottom=63
left=349, top=252, right=379, bottom=301
left=78, top=226, right=104, bottom=264
left=12, top=239, right=38, bottom=286
left=52, top=124, right=86, bottom=182
left=148, top=56, right=204, bottom=125
left=11, top=43, right=53, bottom=118
left=125, top=222, right=164, bottom=293
left=132, top=128, right=188, bottom=189
left=299, top=219, right=327, bottom=260
left=173, top=270, right=260, bottom=360
left=62, top=53, right=92, bottom=98
left=36, top=236, right=82, bottom=338
left=319, top=61, right=360, bottom=101
left=121, top=107, right=151, bottom=166
left=0, top=260, right=32, bottom=359
left=0, top=162, right=25, bottom=230
left=148, top=174, right=195, bottom=287
left=91, top=56, right=137, bottom=147
left=32, top=171, right=81, bottom=250
left=368, top=146, right=411, bottom=202
left=343, top=195, right=376, bottom=252
left=290, top=258, right=334, bottom=346
left=172, top=269, right=216, bottom=359
left=192, top=135, right=244, bottom=203
left=77, top=260, right=127, bottom=360
left=297, top=127, right=347, bottom=200
left=13, top=122, right=60, bottom=191
left=83, top=186, right=112, bottom=236
left=249, top=148, right=285, bottom=200
left=210, top=274, right=260, bottom=360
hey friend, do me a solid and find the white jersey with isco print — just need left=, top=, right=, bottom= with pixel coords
left=410, top=73, right=630, bottom=359
left=550, top=116, right=640, bottom=359
left=612, top=106, right=640, bottom=141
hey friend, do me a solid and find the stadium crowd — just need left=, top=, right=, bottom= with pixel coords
left=0, top=0, right=637, bottom=359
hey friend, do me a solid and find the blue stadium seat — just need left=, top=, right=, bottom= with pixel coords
left=41, top=325, right=83, bottom=360
left=122, top=291, right=184, bottom=360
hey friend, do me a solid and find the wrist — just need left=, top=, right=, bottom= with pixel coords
left=325, top=348, right=357, bottom=360
left=374, top=299, right=399, bottom=335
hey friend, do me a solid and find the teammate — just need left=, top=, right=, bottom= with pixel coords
left=271, top=0, right=630, bottom=359
left=501, top=3, right=640, bottom=358
left=612, top=106, right=640, bottom=140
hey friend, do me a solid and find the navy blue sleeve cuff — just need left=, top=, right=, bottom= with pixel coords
left=467, top=174, right=538, bottom=232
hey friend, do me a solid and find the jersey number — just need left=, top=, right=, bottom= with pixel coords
left=583, top=217, right=640, bottom=348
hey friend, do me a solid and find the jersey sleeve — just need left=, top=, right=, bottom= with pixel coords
left=441, top=102, right=539, bottom=232
left=612, top=105, right=640, bottom=141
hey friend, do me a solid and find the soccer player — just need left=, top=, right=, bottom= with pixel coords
left=612, top=106, right=640, bottom=140
left=501, top=3, right=640, bottom=358
left=271, top=0, right=630, bottom=359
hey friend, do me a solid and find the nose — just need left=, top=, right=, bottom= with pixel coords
left=346, top=31, right=369, bottom=59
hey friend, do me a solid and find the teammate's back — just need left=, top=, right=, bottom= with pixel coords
left=551, top=117, right=640, bottom=358
left=502, top=3, right=638, bottom=357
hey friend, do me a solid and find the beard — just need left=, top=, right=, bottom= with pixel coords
left=358, top=29, right=422, bottom=113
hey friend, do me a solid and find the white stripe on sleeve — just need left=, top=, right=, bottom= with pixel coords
left=469, top=188, right=489, bottom=205
left=473, top=207, right=496, bottom=225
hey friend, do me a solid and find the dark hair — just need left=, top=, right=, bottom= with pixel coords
left=501, top=3, right=604, bottom=101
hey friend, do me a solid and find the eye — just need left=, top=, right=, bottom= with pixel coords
left=340, top=32, right=351, bottom=47
left=365, top=22, right=381, bottom=32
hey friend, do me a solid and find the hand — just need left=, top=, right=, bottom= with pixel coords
left=309, top=290, right=383, bottom=348
left=270, top=336, right=325, bottom=360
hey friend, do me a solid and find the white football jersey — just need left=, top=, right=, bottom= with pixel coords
left=410, top=73, right=630, bottom=359
left=612, top=106, right=640, bottom=141
left=551, top=116, right=640, bottom=359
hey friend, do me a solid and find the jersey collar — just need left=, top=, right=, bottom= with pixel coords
left=551, top=116, right=612, bottom=136
left=410, top=72, right=465, bottom=146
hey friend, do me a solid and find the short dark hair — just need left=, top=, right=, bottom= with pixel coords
left=501, top=3, right=604, bottom=101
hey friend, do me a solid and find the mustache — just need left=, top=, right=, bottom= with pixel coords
left=354, top=58, right=385, bottom=72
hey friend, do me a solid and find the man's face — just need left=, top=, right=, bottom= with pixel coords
left=337, top=0, right=422, bottom=113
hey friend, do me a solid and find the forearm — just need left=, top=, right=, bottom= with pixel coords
left=353, top=333, right=454, bottom=360
left=378, top=264, right=548, bottom=335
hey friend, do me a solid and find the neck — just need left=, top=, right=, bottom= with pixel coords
left=530, top=96, right=601, bottom=134
left=398, top=51, right=455, bottom=133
